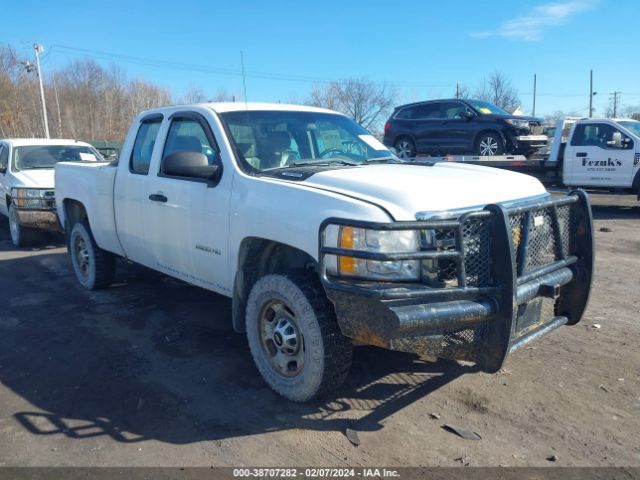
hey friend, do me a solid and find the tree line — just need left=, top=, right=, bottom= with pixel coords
left=5, top=43, right=636, bottom=143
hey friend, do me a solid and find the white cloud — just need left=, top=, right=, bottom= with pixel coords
left=472, top=0, right=596, bottom=41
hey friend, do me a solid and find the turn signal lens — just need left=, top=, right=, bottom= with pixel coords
left=338, top=226, right=357, bottom=274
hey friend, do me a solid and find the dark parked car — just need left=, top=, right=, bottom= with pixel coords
left=383, top=99, right=547, bottom=158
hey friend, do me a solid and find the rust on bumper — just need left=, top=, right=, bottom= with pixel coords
left=15, top=209, right=61, bottom=231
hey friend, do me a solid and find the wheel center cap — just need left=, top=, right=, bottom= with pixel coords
left=273, top=332, right=283, bottom=346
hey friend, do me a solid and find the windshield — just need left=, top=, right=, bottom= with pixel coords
left=466, top=100, right=510, bottom=116
left=12, top=145, right=103, bottom=171
left=220, top=110, right=393, bottom=172
left=618, top=121, right=640, bottom=137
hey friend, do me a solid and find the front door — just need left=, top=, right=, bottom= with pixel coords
left=143, top=112, right=231, bottom=295
left=564, top=122, right=636, bottom=187
left=437, top=101, right=475, bottom=153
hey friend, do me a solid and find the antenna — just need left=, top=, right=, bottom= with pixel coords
left=240, top=50, right=248, bottom=108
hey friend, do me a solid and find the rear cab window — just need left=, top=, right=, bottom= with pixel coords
left=130, top=116, right=163, bottom=175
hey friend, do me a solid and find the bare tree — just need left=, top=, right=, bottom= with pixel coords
left=474, top=72, right=520, bottom=112
left=455, top=84, right=471, bottom=99
left=307, top=78, right=396, bottom=131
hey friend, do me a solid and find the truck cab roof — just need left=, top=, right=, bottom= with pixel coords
left=143, top=102, right=340, bottom=116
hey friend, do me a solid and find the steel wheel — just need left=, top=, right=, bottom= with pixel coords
left=245, top=271, right=353, bottom=401
left=259, top=300, right=304, bottom=377
left=8, top=204, right=36, bottom=247
left=73, top=232, right=91, bottom=279
left=68, top=221, right=115, bottom=290
left=394, top=138, right=415, bottom=159
left=8, top=206, right=19, bottom=245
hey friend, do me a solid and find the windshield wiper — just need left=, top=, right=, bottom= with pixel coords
left=288, top=158, right=359, bottom=167
left=363, top=156, right=403, bottom=164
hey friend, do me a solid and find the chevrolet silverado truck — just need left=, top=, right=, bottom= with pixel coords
left=55, top=103, right=594, bottom=402
left=0, top=138, right=101, bottom=246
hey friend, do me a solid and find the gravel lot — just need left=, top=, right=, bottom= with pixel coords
left=0, top=192, right=638, bottom=467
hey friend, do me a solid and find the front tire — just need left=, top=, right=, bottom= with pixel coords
left=245, top=271, right=353, bottom=402
left=475, top=132, right=504, bottom=156
left=8, top=204, right=38, bottom=247
left=69, top=221, right=115, bottom=290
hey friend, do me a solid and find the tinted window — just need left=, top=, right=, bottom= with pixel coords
left=161, top=118, right=218, bottom=173
left=395, top=107, right=415, bottom=120
left=413, top=103, right=440, bottom=119
left=130, top=119, right=162, bottom=175
left=571, top=123, right=631, bottom=149
left=440, top=101, right=470, bottom=119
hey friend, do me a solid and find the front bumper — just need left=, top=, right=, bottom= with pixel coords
left=319, top=191, right=593, bottom=372
left=11, top=189, right=61, bottom=231
left=505, top=131, right=548, bottom=152
left=14, top=208, right=60, bottom=231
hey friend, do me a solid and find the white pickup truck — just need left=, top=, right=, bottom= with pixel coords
left=55, top=103, right=594, bottom=401
left=431, top=117, right=640, bottom=199
left=0, top=138, right=101, bottom=246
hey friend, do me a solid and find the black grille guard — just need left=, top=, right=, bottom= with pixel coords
left=318, top=190, right=594, bottom=372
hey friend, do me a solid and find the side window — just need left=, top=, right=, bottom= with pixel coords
left=571, top=123, right=628, bottom=149
left=161, top=117, right=219, bottom=175
left=413, top=103, right=440, bottom=119
left=440, top=101, right=468, bottom=119
left=0, top=145, right=8, bottom=172
left=130, top=118, right=162, bottom=175
left=395, top=107, right=414, bottom=120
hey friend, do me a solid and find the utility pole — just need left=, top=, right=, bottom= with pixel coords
left=33, top=43, right=50, bottom=138
left=532, top=74, right=537, bottom=117
left=456, top=82, right=460, bottom=99
left=609, top=91, right=621, bottom=118
left=589, top=69, right=594, bottom=118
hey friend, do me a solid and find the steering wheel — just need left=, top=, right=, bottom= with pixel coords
left=319, top=148, right=344, bottom=158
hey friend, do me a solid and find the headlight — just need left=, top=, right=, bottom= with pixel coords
left=504, top=119, right=530, bottom=130
left=11, top=188, right=54, bottom=208
left=12, top=188, right=48, bottom=198
left=325, top=225, right=421, bottom=281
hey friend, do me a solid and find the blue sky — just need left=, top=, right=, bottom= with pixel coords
left=3, top=0, right=639, bottom=117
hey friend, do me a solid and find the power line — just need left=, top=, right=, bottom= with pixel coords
left=52, top=44, right=452, bottom=88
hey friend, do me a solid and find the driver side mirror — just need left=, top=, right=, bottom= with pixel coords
left=460, top=111, right=474, bottom=120
left=162, top=151, right=219, bottom=180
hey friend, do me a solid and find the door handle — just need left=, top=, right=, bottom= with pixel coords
left=576, top=152, right=587, bottom=157
left=149, top=193, right=167, bottom=203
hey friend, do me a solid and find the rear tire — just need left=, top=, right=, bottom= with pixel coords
left=8, top=204, right=39, bottom=247
left=245, top=270, right=353, bottom=402
left=69, top=220, right=115, bottom=290
left=475, top=132, right=504, bottom=156
left=394, top=137, right=416, bottom=159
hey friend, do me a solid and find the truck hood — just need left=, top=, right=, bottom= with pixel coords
left=302, top=162, right=548, bottom=220
left=10, top=169, right=55, bottom=189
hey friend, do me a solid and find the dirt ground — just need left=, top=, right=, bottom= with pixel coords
left=0, top=192, right=638, bottom=468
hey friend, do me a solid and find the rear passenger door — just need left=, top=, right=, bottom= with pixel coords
left=113, top=114, right=164, bottom=268
left=408, top=102, right=443, bottom=152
